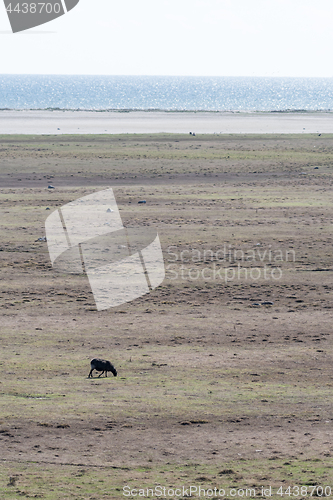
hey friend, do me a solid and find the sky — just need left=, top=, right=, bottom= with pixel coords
left=1, top=0, right=333, bottom=77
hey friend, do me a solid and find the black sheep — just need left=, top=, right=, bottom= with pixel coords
left=88, top=358, right=117, bottom=378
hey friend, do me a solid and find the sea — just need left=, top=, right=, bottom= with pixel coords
left=1, top=75, right=333, bottom=112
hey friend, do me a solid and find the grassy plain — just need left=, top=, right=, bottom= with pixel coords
left=0, top=133, right=332, bottom=499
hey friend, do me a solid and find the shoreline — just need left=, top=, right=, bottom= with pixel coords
left=1, top=108, right=332, bottom=112
left=0, top=110, right=333, bottom=134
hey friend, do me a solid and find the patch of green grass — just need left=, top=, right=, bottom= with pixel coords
left=1, top=458, right=332, bottom=499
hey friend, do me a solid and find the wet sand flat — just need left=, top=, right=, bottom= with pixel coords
left=1, top=110, right=333, bottom=135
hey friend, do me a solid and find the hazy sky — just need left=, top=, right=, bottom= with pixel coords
left=1, top=0, right=333, bottom=76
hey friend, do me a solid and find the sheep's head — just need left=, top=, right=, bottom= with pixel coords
left=106, top=361, right=117, bottom=377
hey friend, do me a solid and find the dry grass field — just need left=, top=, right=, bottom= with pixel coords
left=0, top=133, right=332, bottom=499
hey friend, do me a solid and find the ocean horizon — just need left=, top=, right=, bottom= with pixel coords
left=1, top=75, right=333, bottom=112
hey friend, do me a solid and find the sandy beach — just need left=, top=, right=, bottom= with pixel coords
left=1, top=110, right=333, bottom=134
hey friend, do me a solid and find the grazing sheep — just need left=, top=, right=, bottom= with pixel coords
left=88, top=358, right=117, bottom=378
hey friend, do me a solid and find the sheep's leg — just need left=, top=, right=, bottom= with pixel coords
left=98, top=371, right=104, bottom=378
left=88, top=369, right=94, bottom=378
left=105, top=371, right=108, bottom=377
